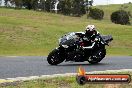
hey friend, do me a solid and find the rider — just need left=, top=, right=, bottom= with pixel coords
left=82, top=25, right=103, bottom=49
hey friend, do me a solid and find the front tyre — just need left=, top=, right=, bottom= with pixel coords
left=47, top=49, right=64, bottom=65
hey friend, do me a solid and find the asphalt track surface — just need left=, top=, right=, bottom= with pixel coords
left=0, top=56, right=132, bottom=79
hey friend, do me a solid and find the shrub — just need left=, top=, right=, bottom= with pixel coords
left=127, top=11, right=132, bottom=18
left=89, top=8, right=104, bottom=20
left=111, top=10, right=130, bottom=25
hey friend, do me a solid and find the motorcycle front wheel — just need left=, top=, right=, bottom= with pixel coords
left=47, top=49, right=65, bottom=65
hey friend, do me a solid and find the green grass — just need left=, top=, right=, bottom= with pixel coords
left=0, top=4, right=132, bottom=56
left=1, top=72, right=132, bottom=88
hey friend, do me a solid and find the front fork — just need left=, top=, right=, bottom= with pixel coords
left=57, top=46, right=67, bottom=58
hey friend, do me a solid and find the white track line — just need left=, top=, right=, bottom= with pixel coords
left=5, top=56, right=18, bottom=57
left=0, top=69, right=132, bottom=84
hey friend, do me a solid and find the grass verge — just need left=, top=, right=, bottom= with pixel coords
left=0, top=71, right=132, bottom=88
left=0, top=4, right=132, bottom=56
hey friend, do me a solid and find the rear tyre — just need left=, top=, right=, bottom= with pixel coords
left=88, top=49, right=106, bottom=64
left=47, top=49, right=64, bottom=65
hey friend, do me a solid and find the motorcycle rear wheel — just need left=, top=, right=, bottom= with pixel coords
left=88, top=49, right=106, bottom=64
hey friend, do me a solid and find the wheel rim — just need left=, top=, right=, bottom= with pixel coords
left=88, top=56, right=98, bottom=62
left=51, top=56, right=55, bottom=63
left=50, top=55, right=59, bottom=64
left=89, top=51, right=105, bottom=62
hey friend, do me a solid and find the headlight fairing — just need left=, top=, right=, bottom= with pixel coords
left=62, top=45, right=69, bottom=48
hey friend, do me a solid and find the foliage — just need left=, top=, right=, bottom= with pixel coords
left=111, top=10, right=130, bottom=25
left=4, top=0, right=86, bottom=16
left=58, top=0, right=72, bottom=15
left=89, top=8, right=104, bottom=20
left=127, top=11, right=132, bottom=18
left=4, top=0, right=38, bottom=10
left=58, top=0, right=85, bottom=16
left=71, top=0, right=85, bottom=16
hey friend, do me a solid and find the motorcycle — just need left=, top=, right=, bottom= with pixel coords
left=47, top=32, right=113, bottom=65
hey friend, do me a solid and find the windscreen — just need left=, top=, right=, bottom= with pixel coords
left=59, top=32, right=78, bottom=45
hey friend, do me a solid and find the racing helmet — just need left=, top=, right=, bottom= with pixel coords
left=85, top=25, right=95, bottom=31
left=85, top=25, right=96, bottom=36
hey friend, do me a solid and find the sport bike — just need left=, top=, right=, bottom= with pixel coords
left=47, top=32, right=113, bottom=65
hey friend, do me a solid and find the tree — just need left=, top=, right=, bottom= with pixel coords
left=40, top=0, right=46, bottom=11
left=58, top=0, right=85, bottom=16
left=5, top=0, right=23, bottom=8
left=111, top=10, right=130, bottom=25
left=22, top=0, right=38, bottom=10
left=58, top=0, right=72, bottom=15
left=4, top=0, right=87, bottom=16
left=71, top=0, right=85, bottom=16
left=44, top=0, right=51, bottom=12
left=89, top=8, right=104, bottom=20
